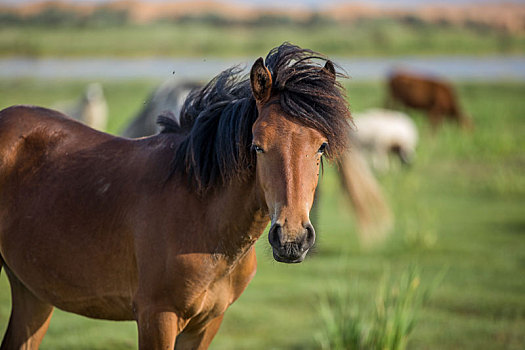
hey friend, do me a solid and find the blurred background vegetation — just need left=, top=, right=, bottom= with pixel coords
left=0, top=1, right=524, bottom=349
left=0, top=0, right=524, bottom=57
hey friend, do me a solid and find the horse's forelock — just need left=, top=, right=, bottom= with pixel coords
left=265, top=43, right=351, bottom=158
left=164, top=43, right=351, bottom=194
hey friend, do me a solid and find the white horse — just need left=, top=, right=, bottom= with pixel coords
left=351, top=108, right=418, bottom=171
left=54, top=83, right=108, bottom=131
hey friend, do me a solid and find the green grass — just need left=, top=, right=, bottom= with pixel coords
left=316, top=266, right=442, bottom=350
left=0, top=79, right=524, bottom=349
left=0, top=21, right=524, bottom=58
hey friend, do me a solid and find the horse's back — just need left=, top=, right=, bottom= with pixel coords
left=0, top=106, right=99, bottom=183
left=0, top=105, right=111, bottom=147
left=389, top=72, right=458, bottom=112
left=354, top=109, right=418, bottom=155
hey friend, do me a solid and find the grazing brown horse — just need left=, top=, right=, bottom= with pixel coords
left=387, top=71, right=473, bottom=129
left=0, top=43, right=351, bottom=349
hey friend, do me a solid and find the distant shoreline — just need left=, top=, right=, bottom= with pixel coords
left=2, top=55, right=524, bottom=81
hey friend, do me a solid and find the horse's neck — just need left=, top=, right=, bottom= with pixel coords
left=204, top=178, right=268, bottom=264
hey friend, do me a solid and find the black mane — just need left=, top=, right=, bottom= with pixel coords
left=158, top=42, right=351, bottom=194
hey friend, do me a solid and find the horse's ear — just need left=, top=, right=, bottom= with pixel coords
left=323, top=60, right=336, bottom=81
left=250, top=57, right=272, bottom=105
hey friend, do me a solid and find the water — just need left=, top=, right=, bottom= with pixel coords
left=1, top=55, right=524, bottom=81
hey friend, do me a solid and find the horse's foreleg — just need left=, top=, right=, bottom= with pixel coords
left=1, top=271, right=54, bottom=350
left=175, top=314, right=224, bottom=350
left=135, top=305, right=180, bottom=350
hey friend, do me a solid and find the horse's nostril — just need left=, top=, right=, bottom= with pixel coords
left=268, top=224, right=283, bottom=248
left=304, top=223, right=315, bottom=248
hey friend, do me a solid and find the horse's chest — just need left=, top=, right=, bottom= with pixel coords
left=200, top=277, right=233, bottom=318
left=186, top=251, right=257, bottom=323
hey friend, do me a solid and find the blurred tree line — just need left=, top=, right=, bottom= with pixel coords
left=0, top=7, right=129, bottom=27
left=0, top=5, right=514, bottom=34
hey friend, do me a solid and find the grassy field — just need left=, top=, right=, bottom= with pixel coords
left=1, top=21, right=524, bottom=58
left=0, top=79, right=524, bottom=349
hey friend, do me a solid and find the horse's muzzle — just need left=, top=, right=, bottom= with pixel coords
left=268, top=223, right=315, bottom=263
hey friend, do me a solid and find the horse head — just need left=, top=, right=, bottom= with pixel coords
left=250, top=57, right=336, bottom=263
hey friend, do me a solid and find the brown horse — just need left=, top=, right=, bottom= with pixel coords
left=387, top=70, right=473, bottom=129
left=122, top=81, right=392, bottom=247
left=0, top=44, right=351, bottom=349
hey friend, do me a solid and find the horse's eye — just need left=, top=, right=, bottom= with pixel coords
left=318, top=142, right=328, bottom=154
left=251, top=144, right=264, bottom=154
